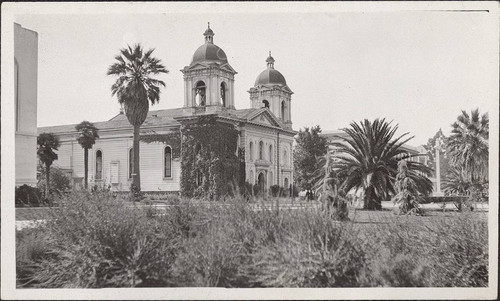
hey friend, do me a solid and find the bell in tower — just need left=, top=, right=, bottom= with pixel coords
left=181, top=23, right=238, bottom=113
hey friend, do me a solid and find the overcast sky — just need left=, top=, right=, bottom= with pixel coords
left=14, top=3, right=497, bottom=146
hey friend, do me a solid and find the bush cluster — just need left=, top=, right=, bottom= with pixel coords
left=17, top=191, right=488, bottom=288
left=15, top=185, right=49, bottom=207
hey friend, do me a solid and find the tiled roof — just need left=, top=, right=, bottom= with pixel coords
left=38, top=108, right=185, bottom=134
left=38, top=107, right=287, bottom=135
left=228, top=108, right=259, bottom=120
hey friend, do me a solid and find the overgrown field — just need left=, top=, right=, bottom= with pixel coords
left=16, top=191, right=488, bottom=288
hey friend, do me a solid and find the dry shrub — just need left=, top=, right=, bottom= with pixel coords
left=239, top=210, right=365, bottom=287
left=357, top=213, right=488, bottom=287
left=17, top=192, right=488, bottom=288
left=19, top=191, right=178, bottom=288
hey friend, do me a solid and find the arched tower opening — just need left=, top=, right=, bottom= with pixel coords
left=195, top=81, right=206, bottom=106
left=262, top=99, right=269, bottom=108
left=220, top=82, right=226, bottom=107
left=281, top=100, right=286, bottom=121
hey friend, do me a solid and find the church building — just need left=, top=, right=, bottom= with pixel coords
left=38, top=24, right=297, bottom=194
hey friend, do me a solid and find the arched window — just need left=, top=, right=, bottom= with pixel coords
left=220, top=82, right=226, bottom=107
left=284, top=178, right=289, bottom=189
left=95, top=150, right=103, bottom=180
left=283, top=149, right=288, bottom=167
left=262, top=99, right=269, bottom=108
left=269, top=144, right=273, bottom=162
left=249, top=141, right=254, bottom=161
left=281, top=101, right=286, bottom=121
left=195, top=81, right=206, bottom=106
left=164, top=146, right=172, bottom=178
left=129, top=148, right=134, bottom=179
left=259, top=141, right=264, bottom=160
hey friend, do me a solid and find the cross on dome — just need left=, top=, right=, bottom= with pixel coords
left=203, top=22, right=214, bottom=43
left=266, top=51, right=275, bottom=69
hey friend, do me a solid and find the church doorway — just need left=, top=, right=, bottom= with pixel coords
left=257, top=172, right=266, bottom=195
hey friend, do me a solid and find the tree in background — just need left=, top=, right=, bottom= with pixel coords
left=446, top=109, right=489, bottom=185
left=107, top=44, right=169, bottom=192
left=37, top=164, right=71, bottom=197
left=75, top=121, right=99, bottom=189
left=293, top=125, right=327, bottom=199
left=37, top=133, right=60, bottom=198
left=332, top=119, right=433, bottom=210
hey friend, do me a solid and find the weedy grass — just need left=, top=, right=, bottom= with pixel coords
left=16, top=191, right=488, bottom=288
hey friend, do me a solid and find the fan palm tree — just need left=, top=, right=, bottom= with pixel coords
left=331, top=118, right=433, bottom=210
left=37, top=133, right=60, bottom=198
left=446, top=109, right=488, bottom=184
left=442, top=167, right=471, bottom=196
left=107, top=44, right=169, bottom=191
left=75, top=121, right=99, bottom=189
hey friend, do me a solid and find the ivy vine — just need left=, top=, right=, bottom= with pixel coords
left=140, top=131, right=181, bottom=159
left=179, top=116, right=242, bottom=200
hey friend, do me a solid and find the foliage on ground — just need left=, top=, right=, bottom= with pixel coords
left=17, top=191, right=488, bottom=288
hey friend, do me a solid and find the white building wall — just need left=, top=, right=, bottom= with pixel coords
left=54, top=134, right=180, bottom=192
left=243, top=125, right=294, bottom=188
left=15, top=23, right=38, bottom=186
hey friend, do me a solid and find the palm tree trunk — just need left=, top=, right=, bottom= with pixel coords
left=364, top=187, right=382, bottom=210
left=45, top=163, right=50, bottom=199
left=133, top=125, right=141, bottom=191
left=84, top=147, right=88, bottom=189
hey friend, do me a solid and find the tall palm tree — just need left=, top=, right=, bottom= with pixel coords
left=37, top=133, right=60, bottom=198
left=446, top=109, right=488, bottom=184
left=107, top=44, right=168, bottom=191
left=331, top=118, right=433, bottom=210
left=75, top=121, right=99, bottom=189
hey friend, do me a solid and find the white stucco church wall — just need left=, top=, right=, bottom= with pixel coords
left=15, top=23, right=38, bottom=187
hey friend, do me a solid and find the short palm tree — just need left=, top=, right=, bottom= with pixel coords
left=37, top=133, right=61, bottom=198
left=446, top=109, right=488, bottom=184
left=332, top=118, right=433, bottom=210
left=442, top=167, right=471, bottom=196
left=75, top=121, right=99, bottom=189
left=107, top=44, right=168, bottom=191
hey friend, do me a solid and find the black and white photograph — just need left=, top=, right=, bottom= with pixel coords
left=1, top=2, right=498, bottom=300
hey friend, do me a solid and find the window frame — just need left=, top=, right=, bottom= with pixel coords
left=95, top=149, right=103, bottom=180
left=249, top=141, right=254, bottom=162
left=259, top=140, right=264, bottom=160
left=163, top=145, right=173, bottom=179
left=128, top=147, right=134, bottom=180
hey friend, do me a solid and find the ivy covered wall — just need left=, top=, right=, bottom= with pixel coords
left=179, top=116, right=242, bottom=199
left=140, top=131, right=182, bottom=159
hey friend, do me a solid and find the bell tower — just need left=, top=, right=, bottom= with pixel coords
left=249, top=52, right=293, bottom=129
left=181, top=23, right=237, bottom=112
